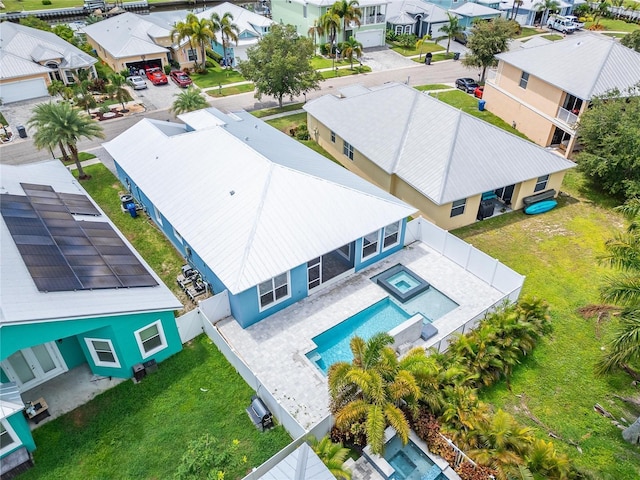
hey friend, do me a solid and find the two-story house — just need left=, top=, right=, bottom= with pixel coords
left=104, top=108, right=417, bottom=328
left=482, top=34, right=640, bottom=157
left=271, top=0, right=388, bottom=48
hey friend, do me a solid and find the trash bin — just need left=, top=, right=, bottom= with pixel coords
left=126, top=202, right=137, bottom=218
left=478, top=100, right=486, bottom=111
left=16, top=125, right=27, bottom=138
left=453, top=52, right=460, bottom=61
left=425, top=52, right=432, bottom=65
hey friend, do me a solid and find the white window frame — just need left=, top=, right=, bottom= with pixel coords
left=173, top=227, right=183, bottom=244
left=534, top=174, right=549, bottom=192
left=362, top=230, right=381, bottom=259
left=187, top=49, right=197, bottom=62
left=153, top=205, right=163, bottom=226
left=0, top=420, right=21, bottom=456
left=84, top=337, right=121, bottom=368
left=382, top=221, right=400, bottom=250
left=134, top=320, right=168, bottom=359
left=257, top=272, right=291, bottom=311
left=450, top=199, right=466, bottom=217
left=395, top=25, right=403, bottom=35
left=519, top=71, right=529, bottom=89
left=343, top=141, right=354, bottom=160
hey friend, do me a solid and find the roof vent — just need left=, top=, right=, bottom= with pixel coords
left=254, top=124, right=258, bottom=129
left=230, top=190, right=235, bottom=196
left=244, top=136, right=249, bottom=141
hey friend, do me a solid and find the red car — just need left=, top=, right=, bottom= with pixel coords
left=145, top=67, right=168, bottom=85
left=474, top=86, right=484, bottom=99
left=170, top=70, right=193, bottom=88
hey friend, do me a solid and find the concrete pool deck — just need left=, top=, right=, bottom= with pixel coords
left=216, top=240, right=509, bottom=431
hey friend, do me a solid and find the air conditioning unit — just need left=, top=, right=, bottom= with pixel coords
left=143, top=359, right=158, bottom=375
left=132, top=363, right=146, bottom=382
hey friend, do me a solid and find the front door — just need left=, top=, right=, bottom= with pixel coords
left=2, top=343, right=67, bottom=392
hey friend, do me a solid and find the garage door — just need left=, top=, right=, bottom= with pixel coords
left=0, top=78, right=48, bottom=103
left=356, top=30, right=384, bottom=48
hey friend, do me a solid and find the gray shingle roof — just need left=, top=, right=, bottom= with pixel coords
left=304, top=83, right=575, bottom=205
left=496, top=33, right=640, bottom=99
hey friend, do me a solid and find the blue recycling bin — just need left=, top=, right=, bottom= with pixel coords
left=126, top=202, right=137, bottom=218
left=478, top=100, right=486, bottom=111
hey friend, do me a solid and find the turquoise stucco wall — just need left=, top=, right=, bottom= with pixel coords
left=1, top=310, right=181, bottom=379
left=1, top=412, right=36, bottom=459
left=56, top=336, right=85, bottom=370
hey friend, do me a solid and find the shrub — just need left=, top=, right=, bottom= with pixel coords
left=174, top=434, right=246, bottom=480
left=163, top=64, right=172, bottom=75
left=412, top=409, right=441, bottom=445
left=295, top=123, right=309, bottom=140
left=206, top=48, right=223, bottom=63
left=330, top=423, right=367, bottom=451
left=319, top=43, right=330, bottom=55
left=386, top=29, right=398, bottom=42
left=455, top=461, right=497, bottom=480
left=397, top=33, right=417, bottom=49
left=42, top=0, right=52, bottom=5
left=205, top=60, right=216, bottom=68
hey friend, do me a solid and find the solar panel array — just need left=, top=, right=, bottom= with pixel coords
left=1, top=184, right=157, bottom=292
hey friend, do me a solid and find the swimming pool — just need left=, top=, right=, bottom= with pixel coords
left=306, top=298, right=411, bottom=373
left=397, top=286, right=459, bottom=322
left=385, top=436, right=442, bottom=480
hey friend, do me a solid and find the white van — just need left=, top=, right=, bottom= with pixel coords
left=547, top=15, right=577, bottom=34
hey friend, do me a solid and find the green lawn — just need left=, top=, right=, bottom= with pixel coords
left=206, top=83, right=254, bottom=98
left=252, top=103, right=305, bottom=118
left=73, top=164, right=188, bottom=305
left=20, top=335, right=291, bottom=480
left=319, top=66, right=370, bottom=79
left=541, top=34, right=565, bottom=41
left=390, top=42, right=444, bottom=57
left=61, top=151, right=95, bottom=166
left=453, top=170, right=640, bottom=478
left=310, top=56, right=352, bottom=69
left=415, top=84, right=453, bottom=91
left=427, top=89, right=531, bottom=140
left=191, top=67, right=246, bottom=88
left=602, top=32, right=629, bottom=38
left=1, top=0, right=79, bottom=11
left=430, top=52, right=457, bottom=62
left=585, top=19, right=640, bottom=32
left=516, top=27, right=541, bottom=38
left=0, top=111, right=8, bottom=125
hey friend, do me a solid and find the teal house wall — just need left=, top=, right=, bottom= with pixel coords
left=3, top=412, right=36, bottom=455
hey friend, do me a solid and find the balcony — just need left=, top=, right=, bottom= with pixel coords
left=556, top=106, right=579, bottom=126
left=362, top=14, right=385, bottom=25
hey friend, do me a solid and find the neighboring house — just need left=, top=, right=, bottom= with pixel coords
left=83, top=12, right=174, bottom=73
left=304, top=82, right=576, bottom=230
left=104, top=108, right=417, bottom=328
left=519, top=35, right=552, bottom=48
left=449, top=1, right=502, bottom=28
left=271, top=0, right=389, bottom=48
left=0, top=161, right=182, bottom=394
left=1, top=382, right=35, bottom=479
left=483, top=34, right=640, bottom=156
left=498, top=0, right=574, bottom=26
left=386, top=0, right=450, bottom=39
left=0, top=22, right=97, bottom=104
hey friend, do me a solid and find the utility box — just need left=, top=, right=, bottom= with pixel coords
left=133, top=363, right=146, bottom=382
left=143, top=359, right=158, bottom=375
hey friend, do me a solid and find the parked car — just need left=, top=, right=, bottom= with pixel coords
left=145, top=67, right=168, bottom=85
left=170, top=70, right=193, bottom=88
left=474, top=86, right=484, bottom=99
left=564, top=15, right=585, bottom=30
left=547, top=15, right=576, bottom=34
left=455, top=78, right=479, bottom=94
left=126, top=75, right=147, bottom=90
left=453, top=32, right=468, bottom=45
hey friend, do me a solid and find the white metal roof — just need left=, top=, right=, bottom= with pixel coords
left=104, top=109, right=416, bottom=294
left=451, top=2, right=501, bottom=16
left=0, top=161, right=182, bottom=325
left=0, top=22, right=96, bottom=80
left=197, top=2, right=274, bottom=36
left=520, top=36, right=552, bottom=49
left=304, top=82, right=575, bottom=205
left=259, top=443, right=334, bottom=480
left=496, top=33, right=640, bottom=99
left=83, top=12, right=170, bottom=59
left=0, top=382, right=23, bottom=421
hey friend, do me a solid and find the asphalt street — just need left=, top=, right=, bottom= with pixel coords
left=0, top=59, right=477, bottom=166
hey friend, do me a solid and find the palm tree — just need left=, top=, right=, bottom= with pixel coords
left=170, top=86, right=208, bottom=115
left=415, top=33, right=431, bottom=60
left=328, top=334, right=421, bottom=455
left=47, top=80, right=66, bottom=98
left=342, top=36, right=363, bottom=69
left=28, top=102, right=104, bottom=180
left=592, top=1, right=611, bottom=26
left=308, top=436, right=352, bottom=480
left=439, top=13, right=463, bottom=55
left=108, top=74, right=130, bottom=112
left=331, top=0, right=362, bottom=42
left=308, top=19, right=324, bottom=54
left=320, top=9, right=342, bottom=50
left=211, top=12, right=239, bottom=69
left=525, top=439, right=571, bottom=479
left=534, top=0, right=560, bottom=25
left=510, top=0, right=524, bottom=20
left=190, top=16, right=215, bottom=71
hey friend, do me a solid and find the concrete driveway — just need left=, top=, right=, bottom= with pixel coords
left=130, top=80, right=183, bottom=111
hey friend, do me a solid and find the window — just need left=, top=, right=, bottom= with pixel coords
left=134, top=321, right=168, bottom=358
left=85, top=338, right=121, bottom=368
left=383, top=221, right=400, bottom=249
left=450, top=199, right=466, bottom=217
left=519, top=71, right=529, bottom=89
left=65, top=70, right=75, bottom=83
left=404, top=25, right=412, bottom=34
left=534, top=174, right=549, bottom=192
left=153, top=205, right=163, bottom=226
left=0, top=421, right=19, bottom=455
left=330, top=131, right=336, bottom=143
left=395, top=25, right=403, bottom=35
left=187, top=49, right=197, bottom=62
left=343, top=141, right=354, bottom=160
left=173, top=227, right=183, bottom=244
left=258, top=272, right=290, bottom=310
left=362, top=230, right=380, bottom=258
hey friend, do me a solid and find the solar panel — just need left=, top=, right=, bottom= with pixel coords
left=2, top=186, right=157, bottom=292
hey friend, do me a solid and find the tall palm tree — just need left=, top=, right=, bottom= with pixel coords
left=28, top=102, right=104, bottom=180
left=440, top=13, right=463, bottom=55
left=108, top=74, right=130, bottom=112
left=190, top=15, right=215, bottom=71
left=308, top=19, right=324, bottom=54
left=170, top=86, right=209, bottom=115
left=211, top=12, right=239, bottom=69
left=592, top=1, right=611, bottom=26
left=320, top=9, right=342, bottom=49
left=331, top=0, right=362, bottom=42
left=328, top=334, right=421, bottom=455
left=534, top=0, right=560, bottom=25
left=510, top=0, right=524, bottom=20
left=342, top=36, right=363, bottom=69
left=308, top=436, right=352, bottom=480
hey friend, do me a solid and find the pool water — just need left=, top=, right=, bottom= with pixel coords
left=385, top=436, right=441, bottom=480
left=307, top=298, right=410, bottom=373
left=395, top=287, right=459, bottom=322
left=387, top=271, right=421, bottom=293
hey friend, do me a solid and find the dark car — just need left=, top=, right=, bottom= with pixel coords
left=474, top=86, right=484, bottom=99
left=170, top=70, right=193, bottom=88
left=456, top=78, right=479, bottom=94
left=453, top=32, right=468, bottom=45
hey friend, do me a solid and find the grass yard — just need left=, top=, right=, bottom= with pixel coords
left=0, top=111, right=8, bottom=125
left=251, top=103, right=305, bottom=118
left=311, top=56, right=352, bottom=69
left=73, top=164, right=188, bottom=306
left=1, top=0, right=79, bottom=11
left=602, top=32, right=629, bottom=38
left=319, top=66, right=371, bottom=79
left=585, top=18, right=640, bottom=32
left=60, top=151, right=95, bottom=166
left=20, top=335, right=291, bottom=480
left=415, top=84, right=453, bottom=91
left=516, top=27, right=541, bottom=38
left=390, top=42, right=444, bottom=57
left=427, top=89, right=530, bottom=140
left=430, top=52, right=457, bottom=62
left=541, top=34, right=565, bottom=41
left=454, top=170, right=640, bottom=478
left=191, top=66, right=246, bottom=89
left=206, top=83, right=254, bottom=98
